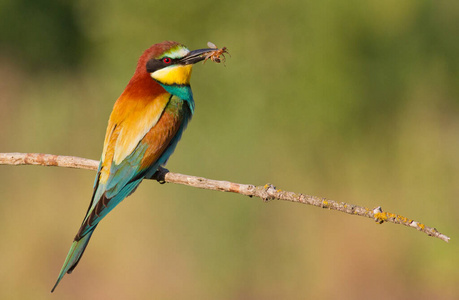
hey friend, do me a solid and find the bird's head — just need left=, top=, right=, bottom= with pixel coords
left=138, top=41, right=215, bottom=87
left=131, top=41, right=216, bottom=102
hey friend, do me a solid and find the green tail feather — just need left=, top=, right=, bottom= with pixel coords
left=51, top=229, right=96, bottom=292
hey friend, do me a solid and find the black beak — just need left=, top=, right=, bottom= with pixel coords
left=179, top=48, right=215, bottom=65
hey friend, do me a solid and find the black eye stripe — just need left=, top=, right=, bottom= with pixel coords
left=146, top=57, right=179, bottom=73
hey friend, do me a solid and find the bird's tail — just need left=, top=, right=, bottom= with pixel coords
left=51, top=228, right=96, bottom=292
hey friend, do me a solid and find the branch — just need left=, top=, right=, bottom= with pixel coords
left=0, top=152, right=450, bottom=243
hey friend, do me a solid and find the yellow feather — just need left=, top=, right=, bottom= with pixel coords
left=150, top=65, right=193, bottom=86
left=99, top=93, right=170, bottom=183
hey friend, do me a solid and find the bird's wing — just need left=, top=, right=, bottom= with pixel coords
left=74, top=92, right=189, bottom=240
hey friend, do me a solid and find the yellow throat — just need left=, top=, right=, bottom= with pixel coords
left=150, top=64, right=193, bottom=86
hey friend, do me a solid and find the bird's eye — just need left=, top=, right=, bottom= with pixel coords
left=162, top=57, right=171, bottom=64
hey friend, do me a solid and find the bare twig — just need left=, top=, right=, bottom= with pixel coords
left=0, top=152, right=450, bottom=243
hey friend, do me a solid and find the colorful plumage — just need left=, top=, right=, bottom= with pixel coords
left=52, top=41, right=219, bottom=292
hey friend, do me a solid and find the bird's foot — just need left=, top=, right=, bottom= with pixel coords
left=149, top=166, right=169, bottom=184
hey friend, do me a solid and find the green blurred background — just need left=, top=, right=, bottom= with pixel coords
left=1, top=0, right=458, bottom=299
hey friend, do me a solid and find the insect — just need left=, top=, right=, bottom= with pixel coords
left=204, top=41, right=230, bottom=64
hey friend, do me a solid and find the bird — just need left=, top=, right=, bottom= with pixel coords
left=52, top=41, right=219, bottom=292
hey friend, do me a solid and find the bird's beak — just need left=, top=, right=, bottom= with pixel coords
left=179, top=48, right=215, bottom=65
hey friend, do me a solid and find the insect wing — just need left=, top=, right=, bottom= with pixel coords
left=207, top=41, right=217, bottom=49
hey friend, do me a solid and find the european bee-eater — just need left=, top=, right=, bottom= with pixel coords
left=52, top=41, right=219, bottom=292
